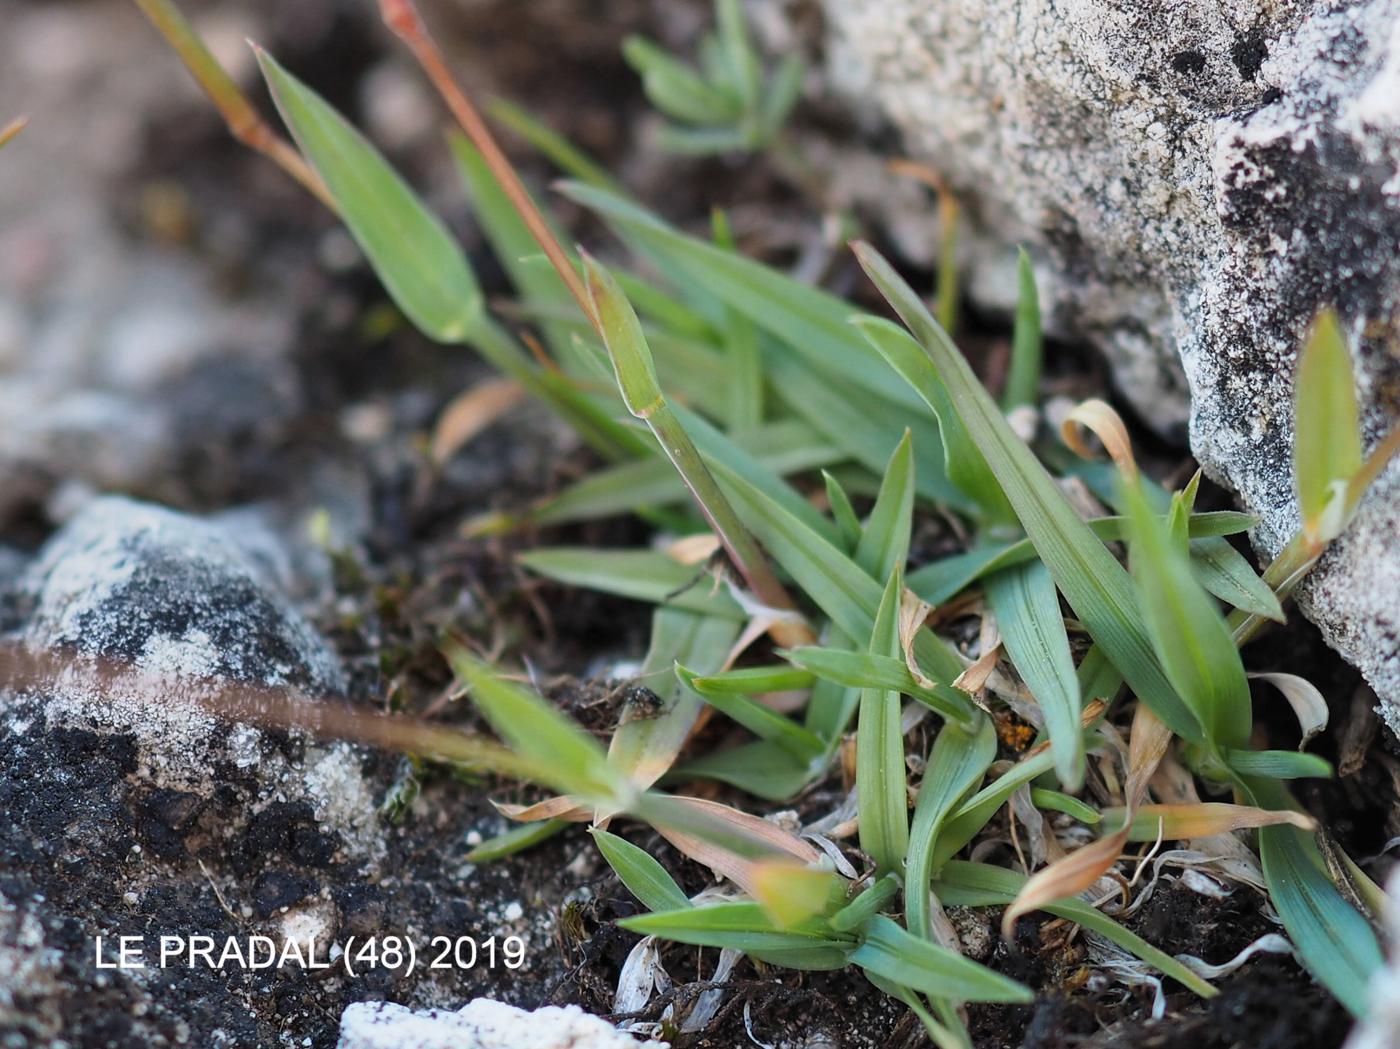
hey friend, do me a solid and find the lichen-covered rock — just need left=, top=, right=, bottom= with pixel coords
left=820, top=0, right=1400, bottom=721
left=337, top=999, right=659, bottom=1049
left=0, top=496, right=379, bottom=1045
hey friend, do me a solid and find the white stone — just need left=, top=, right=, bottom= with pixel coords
left=336, top=999, right=663, bottom=1049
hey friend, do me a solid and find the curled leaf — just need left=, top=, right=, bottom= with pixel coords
left=1061, top=398, right=1137, bottom=478
left=1250, top=672, right=1329, bottom=750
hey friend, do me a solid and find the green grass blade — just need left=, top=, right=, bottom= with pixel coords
left=854, top=430, right=915, bottom=580
left=1243, top=774, right=1383, bottom=1016
left=708, top=459, right=975, bottom=718
left=591, top=828, right=692, bottom=912
left=823, top=471, right=864, bottom=551
left=531, top=417, right=841, bottom=527
left=1123, top=475, right=1251, bottom=749
left=1222, top=749, right=1332, bottom=780
left=1029, top=789, right=1101, bottom=824
left=1002, top=249, right=1041, bottom=410
left=257, top=49, right=481, bottom=342
left=486, top=97, right=626, bottom=193
left=853, top=243, right=1202, bottom=744
left=906, top=511, right=1255, bottom=606
left=985, top=560, right=1084, bottom=788
left=685, top=665, right=815, bottom=694
left=560, top=182, right=926, bottom=410
left=443, top=645, right=624, bottom=803
left=624, top=36, right=741, bottom=124
left=767, top=351, right=970, bottom=510
left=830, top=873, right=901, bottom=934
left=1295, top=309, right=1362, bottom=539
left=620, top=902, right=851, bottom=954
left=609, top=608, right=739, bottom=790
left=519, top=548, right=746, bottom=620
left=855, top=318, right=1014, bottom=523
left=677, top=663, right=825, bottom=761
left=931, top=748, right=1060, bottom=870
left=677, top=404, right=842, bottom=546
left=781, top=647, right=973, bottom=725
left=852, top=916, right=1032, bottom=1004
left=1189, top=538, right=1285, bottom=622
left=934, top=861, right=1216, bottom=999
left=716, top=0, right=762, bottom=110
left=906, top=716, right=997, bottom=940
left=677, top=740, right=814, bottom=800
left=858, top=568, right=912, bottom=874
left=584, top=256, right=803, bottom=625
left=465, top=818, right=569, bottom=862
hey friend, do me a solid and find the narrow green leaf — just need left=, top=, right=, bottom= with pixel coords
left=620, top=902, right=851, bottom=954
left=442, top=645, right=624, bottom=803
left=1002, top=249, right=1041, bottom=410
left=609, top=608, right=739, bottom=790
left=768, top=352, right=970, bottom=510
left=716, top=0, right=762, bottom=109
left=905, top=511, right=1255, bottom=606
left=677, top=663, right=825, bottom=761
left=624, top=36, right=740, bottom=124
left=858, top=568, right=911, bottom=874
left=1189, top=538, right=1285, bottom=622
left=931, top=748, right=1060, bottom=870
left=677, top=740, right=815, bottom=800
left=486, top=97, right=626, bottom=193
left=781, top=647, right=971, bottom=720
left=855, top=430, right=916, bottom=581
left=1123, top=474, right=1251, bottom=750
left=934, top=861, right=1216, bottom=999
left=519, top=548, right=746, bottom=620
left=591, top=828, right=692, bottom=912
left=906, top=716, right=997, bottom=940
left=855, top=317, right=1014, bottom=523
left=686, top=664, right=815, bottom=694
left=854, top=244, right=1202, bottom=744
left=1247, top=776, right=1382, bottom=1017
left=709, top=459, right=972, bottom=707
left=1029, top=789, right=1101, bottom=824
left=257, top=49, right=481, bottom=342
left=824, top=471, right=864, bottom=551
left=465, top=818, right=569, bottom=863
left=1295, top=309, right=1362, bottom=538
left=852, top=916, right=1032, bottom=1004
left=561, top=183, right=926, bottom=410
left=985, top=560, right=1084, bottom=788
left=531, top=418, right=841, bottom=528
left=1222, top=749, right=1333, bottom=780
left=830, top=873, right=901, bottom=933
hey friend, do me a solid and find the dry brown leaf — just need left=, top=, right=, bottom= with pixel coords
left=1060, top=398, right=1137, bottom=478
left=666, top=532, right=722, bottom=566
left=1001, top=705, right=1168, bottom=936
left=429, top=377, right=525, bottom=465
left=1107, top=802, right=1317, bottom=840
left=654, top=796, right=821, bottom=897
left=898, top=589, right=937, bottom=689
left=493, top=796, right=590, bottom=822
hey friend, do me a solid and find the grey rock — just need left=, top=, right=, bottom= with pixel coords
left=819, top=0, right=1400, bottom=720
left=8, top=496, right=380, bottom=852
